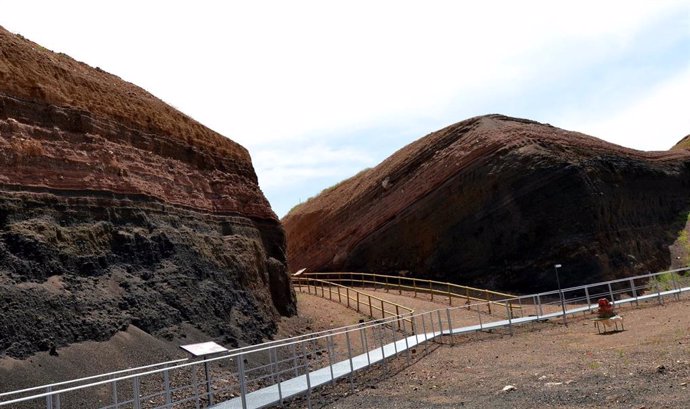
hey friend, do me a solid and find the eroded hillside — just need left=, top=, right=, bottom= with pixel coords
left=284, top=115, right=690, bottom=292
left=0, top=26, right=295, bottom=358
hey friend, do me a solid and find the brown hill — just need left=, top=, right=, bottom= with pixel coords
left=283, top=115, right=690, bottom=292
left=0, top=26, right=295, bottom=359
left=672, top=133, right=690, bottom=150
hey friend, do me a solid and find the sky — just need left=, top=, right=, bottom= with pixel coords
left=2, top=1, right=689, bottom=217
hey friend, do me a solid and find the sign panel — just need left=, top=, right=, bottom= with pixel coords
left=180, top=341, right=228, bottom=357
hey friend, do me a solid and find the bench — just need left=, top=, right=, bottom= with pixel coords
left=593, top=315, right=624, bottom=333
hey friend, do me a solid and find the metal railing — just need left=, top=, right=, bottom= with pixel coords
left=292, top=276, right=414, bottom=330
left=297, top=271, right=521, bottom=315
left=2, top=267, right=688, bottom=409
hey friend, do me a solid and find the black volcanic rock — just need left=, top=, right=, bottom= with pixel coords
left=0, top=26, right=295, bottom=358
left=284, top=115, right=690, bottom=292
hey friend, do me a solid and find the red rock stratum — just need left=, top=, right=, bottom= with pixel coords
left=0, top=26, right=295, bottom=358
left=284, top=115, right=690, bottom=292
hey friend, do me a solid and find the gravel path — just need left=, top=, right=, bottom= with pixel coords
left=283, top=290, right=690, bottom=408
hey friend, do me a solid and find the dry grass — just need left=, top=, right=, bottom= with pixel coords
left=0, top=26, right=247, bottom=162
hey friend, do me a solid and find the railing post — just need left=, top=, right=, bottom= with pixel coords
left=585, top=286, right=592, bottom=311
left=46, top=386, right=53, bottom=409
left=446, top=308, right=455, bottom=345
left=506, top=301, right=513, bottom=336
left=111, top=378, right=119, bottom=408
left=377, top=325, right=388, bottom=373
left=413, top=279, right=418, bottom=298
left=327, top=335, right=336, bottom=384
left=396, top=305, right=401, bottom=330
left=404, top=319, right=411, bottom=363
left=291, top=343, right=299, bottom=377
left=655, top=277, right=664, bottom=305
left=302, top=342, right=313, bottom=409
left=132, top=376, right=141, bottom=409
left=398, top=276, right=402, bottom=295
left=268, top=347, right=280, bottom=405
left=421, top=314, right=428, bottom=353
left=356, top=292, right=360, bottom=312
left=345, top=330, right=355, bottom=392
left=412, top=313, right=419, bottom=346
left=238, top=353, right=248, bottom=409
left=191, top=367, right=201, bottom=408
left=536, top=294, right=543, bottom=317
left=436, top=310, right=444, bottom=339
left=448, top=283, right=452, bottom=305
left=608, top=283, right=615, bottom=303
left=671, top=273, right=680, bottom=300
left=163, top=368, right=172, bottom=407
left=630, top=278, right=638, bottom=307
left=360, top=325, right=371, bottom=365
left=429, top=309, right=436, bottom=338
left=430, top=281, right=434, bottom=301
left=390, top=324, right=399, bottom=356
left=477, top=304, right=483, bottom=330
left=380, top=299, right=385, bottom=320
left=204, top=358, right=213, bottom=407
left=346, top=287, right=350, bottom=308
left=368, top=296, right=373, bottom=316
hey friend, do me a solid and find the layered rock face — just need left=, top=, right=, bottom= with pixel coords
left=284, top=115, right=690, bottom=293
left=0, top=27, right=295, bottom=358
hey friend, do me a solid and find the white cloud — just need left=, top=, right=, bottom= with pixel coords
left=254, top=144, right=373, bottom=189
left=558, top=66, right=690, bottom=151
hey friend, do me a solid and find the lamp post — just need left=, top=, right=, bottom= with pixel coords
left=554, top=264, right=567, bottom=327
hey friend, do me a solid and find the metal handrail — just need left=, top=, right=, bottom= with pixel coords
left=3, top=267, right=688, bottom=408
left=0, top=311, right=421, bottom=406
left=293, top=276, right=414, bottom=330
left=297, top=271, right=521, bottom=314
left=0, top=357, right=188, bottom=397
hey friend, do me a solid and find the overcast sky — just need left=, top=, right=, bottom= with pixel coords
left=2, top=1, right=689, bottom=217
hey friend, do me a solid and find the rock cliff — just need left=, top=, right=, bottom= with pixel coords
left=284, top=115, right=690, bottom=292
left=0, top=26, right=295, bottom=358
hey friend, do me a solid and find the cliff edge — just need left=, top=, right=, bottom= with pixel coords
left=0, top=26, right=295, bottom=359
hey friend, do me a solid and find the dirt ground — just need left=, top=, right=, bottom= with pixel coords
left=2, top=290, right=687, bottom=408
left=287, top=290, right=690, bottom=409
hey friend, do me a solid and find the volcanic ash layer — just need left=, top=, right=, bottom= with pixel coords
left=284, top=115, right=690, bottom=292
left=0, top=26, right=295, bottom=359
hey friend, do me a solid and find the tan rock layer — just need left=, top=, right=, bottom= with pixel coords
left=0, top=93, right=274, bottom=219
left=0, top=26, right=247, bottom=163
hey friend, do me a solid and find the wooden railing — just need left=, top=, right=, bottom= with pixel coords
left=293, top=276, right=414, bottom=331
left=298, top=271, right=521, bottom=315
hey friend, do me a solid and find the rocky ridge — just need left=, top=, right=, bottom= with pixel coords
left=284, top=115, right=690, bottom=292
left=0, top=26, right=295, bottom=358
